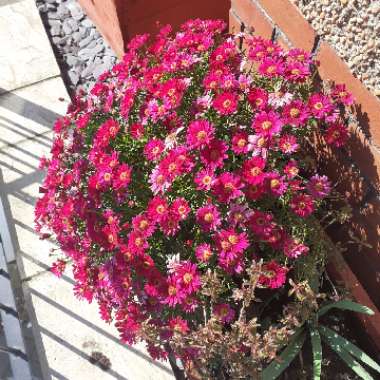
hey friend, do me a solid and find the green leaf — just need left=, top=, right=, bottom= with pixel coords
left=320, top=332, right=374, bottom=380
left=262, top=327, right=306, bottom=380
left=319, top=325, right=380, bottom=373
left=318, top=300, right=374, bottom=318
left=310, top=328, right=322, bottom=380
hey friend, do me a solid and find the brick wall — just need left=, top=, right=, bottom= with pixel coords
left=230, top=0, right=380, bottom=350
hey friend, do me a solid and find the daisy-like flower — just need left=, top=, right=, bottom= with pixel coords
left=307, top=174, right=331, bottom=199
left=132, top=214, right=155, bottom=237
left=175, top=261, right=201, bottom=294
left=171, top=198, right=191, bottom=220
left=130, top=123, right=145, bottom=140
left=144, top=138, right=165, bottom=161
left=215, top=229, right=249, bottom=256
left=186, top=119, right=215, bottom=148
left=169, top=317, right=189, bottom=334
left=283, top=238, right=309, bottom=259
left=212, top=172, right=243, bottom=203
left=113, top=164, right=132, bottom=190
left=252, top=110, right=283, bottom=137
left=244, top=182, right=265, bottom=201
left=283, top=160, right=299, bottom=179
left=194, top=168, right=215, bottom=191
left=259, top=260, right=288, bottom=289
left=265, top=172, right=288, bottom=197
left=324, top=122, right=349, bottom=147
left=290, top=193, right=314, bottom=218
left=196, top=204, right=221, bottom=232
left=164, top=275, right=185, bottom=307
left=258, top=58, right=284, bottom=78
left=247, top=134, right=270, bottom=158
left=285, top=61, right=310, bottom=82
left=51, top=259, right=66, bottom=277
left=214, top=303, right=235, bottom=324
left=195, top=243, right=213, bottom=262
left=283, top=100, right=309, bottom=127
left=331, top=84, right=354, bottom=106
left=268, top=90, right=293, bottom=108
left=200, top=139, right=228, bottom=169
left=308, top=93, right=334, bottom=119
left=228, top=203, right=252, bottom=227
left=147, top=196, right=169, bottom=222
left=278, top=134, right=299, bottom=154
left=212, top=92, right=239, bottom=115
left=231, top=131, right=249, bottom=154
left=242, top=156, right=266, bottom=185
left=249, top=210, right=275, bottom=237
left=149, top=167, right=171, bottom=194
left=247, top=88, right=268, bottom=109
left=161, top=213, right=181, bottom=236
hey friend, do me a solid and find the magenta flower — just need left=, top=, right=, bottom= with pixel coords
left=252, top=110, right=283, bottom=137
left=307, top=174, right=331, bottom=199
left=186, top=119, right=215, bottom=148
left=212, top=172, right=243, bottom=203
left=214, top=303, right=235, bottom=324
left=212, top=92, right=239, bottom=115
left=196, top=204, right=221, bottom=232
left=290, top=193, right=315, bottom=218
left=283, top=238, right=310, bottom=259
left=259, top=261, right=288, bottom=289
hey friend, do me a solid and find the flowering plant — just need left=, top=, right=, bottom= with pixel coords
left=35, top=19, right=377, bottom=378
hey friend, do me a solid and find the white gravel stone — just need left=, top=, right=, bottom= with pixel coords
left=292, top=0, right=380, bottom=98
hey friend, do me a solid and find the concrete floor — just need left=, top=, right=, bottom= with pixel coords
left=0, top=1, right=174, bottom=379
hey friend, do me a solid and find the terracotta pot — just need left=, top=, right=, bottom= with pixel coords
left=78, top=0, right=230, bottom=57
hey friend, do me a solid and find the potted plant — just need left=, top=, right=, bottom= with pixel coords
left=35, top=19, right=380, bottom=378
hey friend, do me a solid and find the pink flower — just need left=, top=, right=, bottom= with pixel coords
left=212, top=92, right=238, bottom=115
left=212, top=172, right=243, bottom=203
left=130, top=123, right=145, bottom=139
left=247, top=88, right=268, bottom=109
left=227, top=203, right=252, bottom=227
left=194, top=168, right=215, bottom=191
left=285, top=61, right=310, bottom=82
left=231, top=131, right=249, bottom=154
left=113, top=164, right=132, bottom=190
left=244, top=182, right=265, bottom=201
left=51, top=259, right=66, bottom=277
left=214, top=303, right=235, bottom=324
left=196, top=204, right=221, bottom=232
left=283, top=160, right=299, bottom=179
left=169, top=317, right=189, bottom=334
left=147, top=196, right=169, bottom=222
left=149, top=167, right=171, bottom=194
left=160, top=213, right=180, bottom=236
left=265, top=172, right=288, bottom=197
left=290, top=193, right=314, bottom=218
left=186, top=119, right=215, bottom=148
left=331, top=84, right=354, bottom=106
left=144, top=138, right=165, bottom=161
left=171, top=198, right=190, bottom=220
left=283, top=238, right=309, bottom=259
left=195, top=243, right=213, bottom=262
left=132, top=214, right=155, bottom=237
left=258, top=58, right=284, bottom=78
left=283, top=100, right=309, bottom=127
left=215, top=229, right=249, bottom=257
left=200, top=139, right=228, bottom=169
left=308, top=93, right=334, bottom=119
left=249, top=210, right=275, bottom=238
left=278, top=134, right=299, bottom=154
left=242, top=157, right=266, bottom=185
left=259, top=261, right=288, bottom=289
left=252, top=111, right=283, bottom=137
left=175, top=261, right=201, bottom=294
left=324, top=123, right=348, bottom=147
left=165, top=276, right=185, bottom=307
left=307, top=174, right=331, bottom=199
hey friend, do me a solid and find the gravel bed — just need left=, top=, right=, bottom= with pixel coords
left=35, top=0, right=117, bottom=95
left=291, top=0, right=380, bottom=97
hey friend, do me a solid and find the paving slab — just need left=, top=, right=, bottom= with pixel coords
left=0, top=0, right=60, bottom=93
left=27, top=272, right=173, bottom=380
